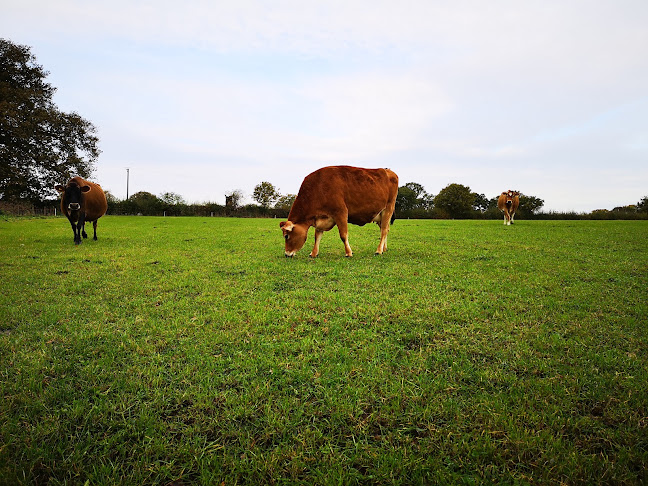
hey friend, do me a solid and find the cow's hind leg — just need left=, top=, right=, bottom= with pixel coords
left=375, top=215, right=391, bottom=255
left=336, top=216, right=353, bottom=257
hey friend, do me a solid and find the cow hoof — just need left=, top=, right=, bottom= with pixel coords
left=374, top=252, right=382, bottom=256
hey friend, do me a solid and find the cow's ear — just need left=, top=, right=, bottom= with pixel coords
left=280, top=221, right=294, bottom=231
left=55, top=185, right=65, bottom=193
left=81, top=185, right=91, bottom=193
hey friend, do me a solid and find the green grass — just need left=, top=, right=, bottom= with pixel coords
left=1, top=216, right=647, bottom=485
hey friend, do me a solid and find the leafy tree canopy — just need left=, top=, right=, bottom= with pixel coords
left=0, top=39, right=100, bottom=202
left=396, top=186, right=418, bottom=212
left=160, top=192, right=186, bottom=206
left=127, top=191, right=163, bottom=214
left=397, top=182, right=434, bottom=213
left=518, top=194, right=544, bottom=215
left=472, top=193, right=489, bottom=212
left=253, top=181, right=279, bottom=208
left=433, top=183, right=475, bottom=218
left=225, top=190, right=243, bottom=210
left=275, top=193, right=296, bottom=211
left=403, top=182, right=426, bottom=199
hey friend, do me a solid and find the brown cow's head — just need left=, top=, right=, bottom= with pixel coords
left=280, top=220, right=308, bottom=257
left=56, top=180, right=91, bottom=212
left=502, top=190, right=516, bottom=207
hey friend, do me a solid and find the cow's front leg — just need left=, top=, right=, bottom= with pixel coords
left=336, top=219, right=353, bottom=257
left=77, top=213, right=87, bottom=239
left=71, top=222, right=82, bottom=245
left=93, top=220, right=99, bottom=240
left=310, top=229, right=324, bottom=258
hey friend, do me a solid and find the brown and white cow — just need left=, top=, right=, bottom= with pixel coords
left=280, top=166, right=399, bottom=257
left=55, top=176, right=108, bottom=245
left=497, top=190, right=520, bottom=225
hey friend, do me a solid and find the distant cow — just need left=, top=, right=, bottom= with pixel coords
left=280, top=166, right=399, bottom=257
left=55, top=176, right=108, bottom=245
left=497, top=190, right=520, bottom=225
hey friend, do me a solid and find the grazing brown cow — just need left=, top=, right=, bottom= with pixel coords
left=497, top=190, right=520, bottom=226
left=280, top=166, right=399, bottom=257
left=55, top=176, right=108, bottom=245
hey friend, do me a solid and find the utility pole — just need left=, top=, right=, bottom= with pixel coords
left=126, top=168, right=130, bottom=199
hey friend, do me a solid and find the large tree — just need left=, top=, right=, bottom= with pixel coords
left=396, top=185, right=418, bottom=212
left=253, top=181, right=279, bottom=209
left=159, top=191, right=186, bottom=206
left=225, top=189, right=243, bottom=211
left=274, top=193, right=296, bottom=211
left=0, top=39, right=100, bottom=202
left=129, top=191, right=163, bottom=215
left=397, top=182, right=434, bottom=214
left=472, top=193, right=489, bottom=212
left=518, top=193, right=544, bottom=215
left=433, top=183, right=475, bottom=218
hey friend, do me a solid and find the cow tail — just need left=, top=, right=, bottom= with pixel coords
left=391, top=212, right=396, bottom=225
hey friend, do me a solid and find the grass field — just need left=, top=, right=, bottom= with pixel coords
left=1, top=215, right=647, bottom=485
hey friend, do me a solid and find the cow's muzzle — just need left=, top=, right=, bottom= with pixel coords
left=68, top=203, right=81, bottom=211
left=285, top=251, right=296, bottom=258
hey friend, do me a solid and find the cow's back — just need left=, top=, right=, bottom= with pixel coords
left=289, top=166, right=397, bottom=223
left=72, top=176, right=108, bottom=221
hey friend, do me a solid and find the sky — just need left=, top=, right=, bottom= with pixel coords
left=2, top=0, right=648, bottom=212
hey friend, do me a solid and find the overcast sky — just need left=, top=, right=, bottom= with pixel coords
left=3, top=0, right=648, bottom=211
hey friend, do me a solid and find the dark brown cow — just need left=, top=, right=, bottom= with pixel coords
left=55, top=176, right=108, bottom=245
left=497, top=190, right=520, bottom=226
left=280, top=166, right=399, bottom=257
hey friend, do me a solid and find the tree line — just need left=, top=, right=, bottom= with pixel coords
left=102, top=189, right=289, bottom=218
left=1, top=38, right=647, bottom=220
left=65, top=182, right=643, bottom=220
